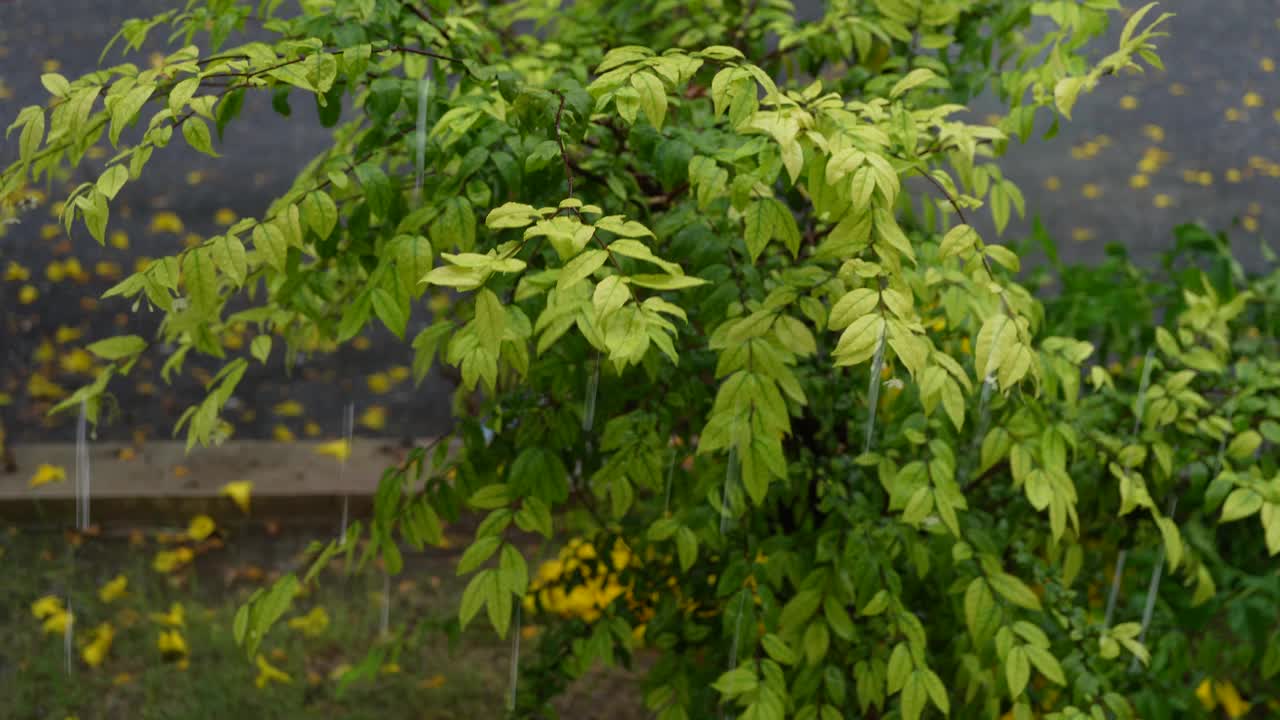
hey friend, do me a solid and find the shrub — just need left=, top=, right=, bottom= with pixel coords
left=4, top=1, right=1279, bottom=718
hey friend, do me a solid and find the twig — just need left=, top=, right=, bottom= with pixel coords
left=552, top=91, right=575, bottom=199
left=402, top=2, right=452, bottom=43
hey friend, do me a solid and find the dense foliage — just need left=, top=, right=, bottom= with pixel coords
left=4, top=0, right=1279, bottom=718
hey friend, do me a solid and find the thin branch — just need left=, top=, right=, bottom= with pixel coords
left=402, top=1, right=452, bottom=43
left=913, top=165, right=1012, bottom=317
left=552, top=91, right=575, bottom=199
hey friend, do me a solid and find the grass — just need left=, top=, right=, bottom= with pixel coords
left=0, top=521, right=641, bottom=720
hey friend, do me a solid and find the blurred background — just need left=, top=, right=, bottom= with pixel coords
left=1, top=0, right=1277, bottom=448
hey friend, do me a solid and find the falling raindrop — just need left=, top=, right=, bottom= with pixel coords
left=662, top=446, right=677, bottom=516
left=721, top=592, right=749, bottom=720
left=379, top=568, right=391, bottom=639
left=338, top=401, right=354, bottom=544
left=76, top=398, right=90, bottom=530
left=1132, top=347, right=1156, bottom=436
left=413, top=64, right=433, bottom=205
left=583, top=352, right=600, bottom=433
left=508, top=604, right=522, bottom=712
left=1131, top=496, right=1178, bottom=672
left=1102, top=549, right=1127, bottom=629
left=719, top=446, right=739, bottom=537
left=863, top=327, right=888, bottom=452
left=63, top=611, right=74, bottom=675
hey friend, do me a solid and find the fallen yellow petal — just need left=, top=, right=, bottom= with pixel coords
left=29, top=464, right=67, bottom=487
left=221, top=481, right=253, bottom=514
left=315, top=439, right=351, bottom=461
left=273, top=400, right=304, bottom=417
left=359, top=406, right=387, bottom=431
left=149, top=211, right=184, bottom=234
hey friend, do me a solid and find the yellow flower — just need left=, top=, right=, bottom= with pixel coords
left=419, top=674, right=447, bottom=689
left=98, top=575, right=128, bottom=603
left=315, top=439, right=351, bottom=461
left=576, top=542, right=597, bottom=560
left=18, top=285, right=38, bottom=304
left=1243, top=91, right=1264, bottom=108
left=32, top=595, right=65, bottom=619
left=255, top=654, right=292, bottom=688
left=81, top=622, right=115, bottom=667
left=535, top=559, right=564, bottom=586
left=380, top=663, right=400, bottom=675
left=1214, top=680, right=1251, bottom=718
left=157, top=629, right=188, bottom=659
left=1196, top=678, right=1216, bottom=710
left=1128, top=174, right=1149, bottom=189
left=150, top=602, right=185, bottom=627
left=273, top=425, right=296, bottom=443
left=43, top=610, right=72, bottom=635
left=29, top=463, right=67, bottom=487
left=1119, top=95, right=1138, bottom=110
left=109, top=230, right=129, bottom=249
left=221, top=481, right=253, bottom=514
left=1262, top=57, right=1276, bottom=72
left=187, top=515, right=216, bottom=542
left=1081, top=183, right=1102, bottom=199
left=1225, top=168, right=1243, bottom=183
left=214, top=208, right=238, bottom=226
left=152, top=548, right=193, bottom=573
left=1153, top=193, right=1173, bottom=209
left=303, top=421, right=322, bottom=437
left=287, top=607, right=330, bottom=638
left=112, top=672, right=134, bottom=686
left=359, top=405, right=387, bottom=431
left=611, top=539, right=632, bottom=571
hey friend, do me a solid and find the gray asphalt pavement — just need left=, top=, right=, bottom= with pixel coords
left=1, top=1, right=1277, bottom=446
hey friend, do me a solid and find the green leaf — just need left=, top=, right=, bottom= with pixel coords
left=890, top=68, right=939, bottom=98
left=762, top=634, right=798, bottom=665
left=371, top=287, right=408, bottom=339
left=1024, top=644, right=1066, bottom=686
left=389, top=234, right=433, bottom=299
left=182, top=117, right=218, bottom=156
left=182, top=248, right=218, bottom=315
left=457, top=536, right=501, bottom=575
left=900, top=671, right=927, bottom=720
left=629, top=274, right=708, bottom=291
left=779, top=589, right=822, bottom=632
left=169, top=77, right=200, bottom=116
left=558, top=249, right=609, bottom=291
left=744, top=198, right=801, bottom=261
left=355, top=163, right=392, bottom=217
left=1220, top=488, right=1262, bottom=523
left=468, top=484, right=512, bottom=510
left=1226, top=430, right=1261, bottom=460
left=990, top=572, right=1042, bottom=611
left=630, top=71, right=667, bottom=129
left=975, top=314, right=1017, bottom=382
left=712, top=667, right=758, bottom=698
left=250, top=335, right=272, bottom=364
left=41, top=73, right=71, bottom=97
left=96, top=165, right=129, bottom=201
left=253, top=222, right=288, bottom=272
left=675, top=526, right=698, bottom=572
left=802, top=621, right=829, bottom=665
left=87, top=335, right=146, bottom=360
left=1006, top=646, right=1030, bottom=698
left=301, top=190, right=338, bottom=240
left=459, top=570, right=491, bottom=629
left=210, top=234, right=248, bottom=286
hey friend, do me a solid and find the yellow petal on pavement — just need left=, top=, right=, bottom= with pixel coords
left=29, top=463, right=67, bottom=487
left=315, top=439, right=351, bottom=461
left=221, top=481, right=253, bottom=514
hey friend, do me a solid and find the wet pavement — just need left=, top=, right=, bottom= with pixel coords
left=1, top=1, right=1278, bottom=448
